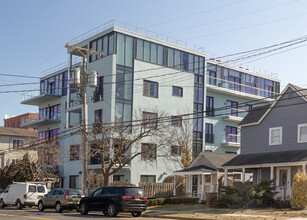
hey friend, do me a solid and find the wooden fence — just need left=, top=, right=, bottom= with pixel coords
left=139, top=182, right=174, bottom=198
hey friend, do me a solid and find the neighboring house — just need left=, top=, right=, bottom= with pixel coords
left=4, top=113, right=39, bottom=130
left=174, top=151, right=245, bottom=200
left=21, top=20, right=280, bottom=188
left=0, top=127, right=38, bottom=169
left=223, top=84, right=307, bottom=200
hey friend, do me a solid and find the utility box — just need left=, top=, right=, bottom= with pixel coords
left=88, top=69, right=97, bottom=88
left=70, top=67, right=80, bottom=85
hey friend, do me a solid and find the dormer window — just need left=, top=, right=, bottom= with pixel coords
left=298, top=123, right=307, bottom=143
left=269, top=127, right=282, bottom=145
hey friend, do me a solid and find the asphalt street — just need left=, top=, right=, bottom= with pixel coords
left=0, top=207, right=166, bottom=220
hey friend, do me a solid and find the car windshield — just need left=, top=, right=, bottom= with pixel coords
left=125, top=188, right=145, bottom=196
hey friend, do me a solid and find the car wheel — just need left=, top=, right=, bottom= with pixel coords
left=107, top=203, right=118, bottom=217
left=16, top=200, right=22, bottom=210
left=131, top=211, right=142, bottom=217
left=55, top=202, right=62, bottom=213
left=0, top=199, right=4, bottom=208
left=38, top=201, right=44, bottom=211
left=80, top=202, right=88, bottom=215
left=103, top=210, right=108, bottom=216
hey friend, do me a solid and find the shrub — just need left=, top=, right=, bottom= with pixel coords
left=218, top=180, right=276, bottom=209
left=290, top=170, right=307, bottom=210
left=165, top=197, right=199, bottom=204
left=147, top=198, right=166, bottom=206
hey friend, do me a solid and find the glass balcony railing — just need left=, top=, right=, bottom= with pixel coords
left=222, top=134, right=241, bottom=147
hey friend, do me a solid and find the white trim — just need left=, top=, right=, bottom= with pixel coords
left=269, top=127, right=282, bottom=145
left=297, top=123, right=307, bottom=143
left=224, top=161, right=307, bottom=169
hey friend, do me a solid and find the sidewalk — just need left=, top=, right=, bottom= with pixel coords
left=143, top=206, right=307, bottom=220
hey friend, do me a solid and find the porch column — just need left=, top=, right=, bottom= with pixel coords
left=241, top=168, right=246, bottom=183
left=173, top=175, right=176, bottom=196
left=303, top=164, right=306, bottom=174
left=270, top=166, right=274, bottom=180
left=224, top=169, right=228, bottom=186
left=200, top=174, right=204, bottom=200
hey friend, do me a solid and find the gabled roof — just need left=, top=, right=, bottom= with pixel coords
left=176, top=151, right=237, bottom=173
left=0, top=127, right=37, bottom=138
left=239, top=84, right=307, bottom=127
left=223, top=149, right=307, bottom=167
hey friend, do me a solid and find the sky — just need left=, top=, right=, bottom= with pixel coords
left=1, top=0, right=307, bottom=126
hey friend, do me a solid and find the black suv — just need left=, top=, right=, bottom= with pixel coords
left=79, top=186, right=147, bottom=217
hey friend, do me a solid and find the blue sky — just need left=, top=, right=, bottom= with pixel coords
left=1, top=0, right=307, bottom=125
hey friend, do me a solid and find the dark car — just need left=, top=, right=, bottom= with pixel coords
left=79, top=186, right=147, bottom=217
left=38, top=188, right=84, bottom=212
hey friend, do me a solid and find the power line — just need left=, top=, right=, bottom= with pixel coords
left=0, top=73, right=40, bottom=79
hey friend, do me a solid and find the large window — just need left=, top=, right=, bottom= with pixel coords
left=140, top=175, right=156, bottom=183
left=94, top=76, right=103, bottom=102
left=205, top=123, right=214, bottom=144
left=113, top=175, right=125, bottom=182
left=226, top=100, right=238, bottom=116
left=298, top=124, right=307, bottom=143
left=206, top=96, right=214, bottom=116
left=40, top=71, right=68, bottom=96
left=143, top=80, right=158, bottom=98
left=172, top=86, right=183, bottom=97
left=39, top=104, right=61, bottom=120
left=207, top=63, right=280, bottom=98
left=141, top=143, right=157, bottom=160
left=89, top=32, right=115, bottom=63
left=171, top=145, right=181, bottom=156
left=10, top=139, right=24, bottom=150
left=269, top=127, right=282, bottom=145
left=38, top=128, right=60, bottom=143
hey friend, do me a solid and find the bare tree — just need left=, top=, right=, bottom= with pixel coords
left=84, top=110, right=175, bottom=187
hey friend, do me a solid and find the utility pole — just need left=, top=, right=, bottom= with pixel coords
left=65, top=43, right=102, bottom=194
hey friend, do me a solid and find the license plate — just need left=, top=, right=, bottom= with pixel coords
left=38, top=196, right=43, bottom=199
left=135, top=197, right=140, bottom=200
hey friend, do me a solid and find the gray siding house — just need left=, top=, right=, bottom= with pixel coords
left=223, top=84, right=307, bottom=200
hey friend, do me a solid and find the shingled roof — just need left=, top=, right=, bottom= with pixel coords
left=0, top=127, right=37, bottom=138
left=238, top=104, right=271, bottom=126
left=223, top=149, right=307, bottom=167
left=176, top=151, right=236, bottom=173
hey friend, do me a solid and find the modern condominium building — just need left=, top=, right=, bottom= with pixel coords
left=21, top=20, right=280, bottom=188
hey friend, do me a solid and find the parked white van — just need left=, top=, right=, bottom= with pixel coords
left=0, top=182, right=48, bottom=209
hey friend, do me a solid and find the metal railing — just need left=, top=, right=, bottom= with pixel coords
left=69, top=20, right=206, bottom=53
left=21, top=90, right=40, bottom=101
left=41, top=57, right=82, bottom=77
left=222, top=134, right=241, bottom=144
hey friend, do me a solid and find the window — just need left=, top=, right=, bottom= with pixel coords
left=70, top=145, right=80, bottom=161
left=11, top=139, right=24, bottom=150
left=94, top=109, right=103, bottom=125
left=226, top=100, right=239, bottom=116
left=172, top=86, right=183, bottom=97
left=89, top=143, right=102, bottom=165
left=245, top=104, right=252, bottom=112
left=298, top=124, right=307, bottom=143
left=206, top=96, right=214, bottom=116
left=142, top=112, right=158, bottom=128
left=171, top=116, right=182, bottom=127
left=269, top=127, right=282, bottom=145
left=204, top=175, right=211, bottom=184
left=140, top=175, right=156, bottom=183
left=37, top=186, right=45, bottom=193
left=39, top=104, right=61, bottom=120
left=143, top=80, right=158, bottom=98
left=113, top=175, right=125, bottom=182
left=141, top=143, right=157, bottom=160
left=226, top=126, right=238, bottom=143
left=171, top=145, right=181, bottom=156
left=208, top=71, right=216, bottom=85
left=225, top=151, right=237, bottom=154
left=69, top=175, right=79, bottom=189
left=28, top=185, right=36, bottom=193
left=205, top=123, right=214, bottom=144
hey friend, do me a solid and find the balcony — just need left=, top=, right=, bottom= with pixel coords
left=67, top=100, right=82, bottom=113
left=21, top=91, right=61, bottom=106
left=221, top=134, right=241, bottom=148
left=20, top=117, right=61, bottom=129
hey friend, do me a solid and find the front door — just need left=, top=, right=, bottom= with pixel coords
left=192, top=175, right=198, bottom=196
left=276, top=167, right=291, bottom=199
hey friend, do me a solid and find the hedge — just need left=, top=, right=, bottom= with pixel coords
left=147, top=197, right=198, bottom=206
